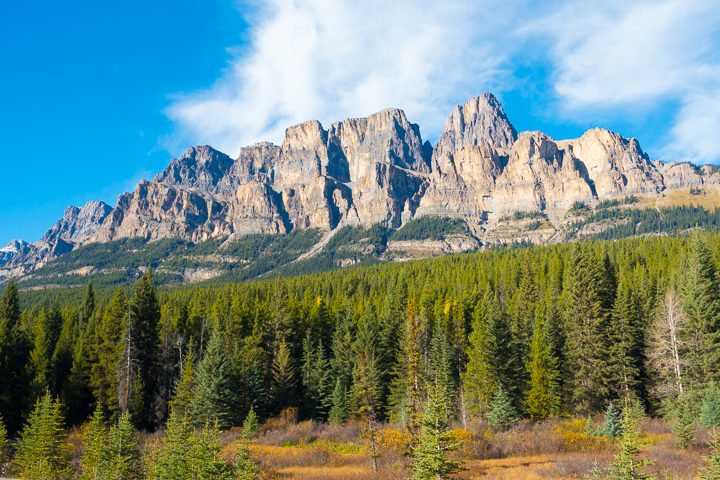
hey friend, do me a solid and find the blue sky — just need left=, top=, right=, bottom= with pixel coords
left=1, top=0, right=719, bottom=246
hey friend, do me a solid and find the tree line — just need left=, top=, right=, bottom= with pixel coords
left=2, top=232, right=720, bottom=477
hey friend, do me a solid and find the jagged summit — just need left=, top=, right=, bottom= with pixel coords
left=2, top=93, right=717, bottom=278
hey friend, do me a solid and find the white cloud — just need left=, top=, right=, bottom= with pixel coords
left=167, top=0, right=520, bottom=156
left=528, top=0, right=720, bottom=162
left=168, top=0, right=720, bottom=164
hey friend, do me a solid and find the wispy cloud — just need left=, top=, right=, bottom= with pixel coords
left=167, top=0, right=720, bottom=164
left=167, top=0, right=521, bottom=155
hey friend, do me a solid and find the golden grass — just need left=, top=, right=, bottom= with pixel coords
left=457, top=454, right=556, bottom=480
left=635, top=186, right=720, bottom=210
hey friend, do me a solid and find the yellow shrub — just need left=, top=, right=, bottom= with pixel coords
left=555, top=418, right=612, bottom=453
left=376, top=427, right=412, bottom=455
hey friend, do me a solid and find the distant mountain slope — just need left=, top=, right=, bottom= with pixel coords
left=4, top=93, right=720, bottom=285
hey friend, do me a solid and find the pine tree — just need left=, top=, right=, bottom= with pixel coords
left=79, top=403, right=107, bottom=480
left=14, top=392, right=71, bottom=480
left=702, top=382, right=720, bottom=428
left=328, top=378, right=349, bottom=424
left=100, top=411, right=141, bottom=480
left=242, top=407, right=259, bottom=439
left=564, top=246, right=613, bottom=413
left=301, top=333, right=331, bottom=419
left=429, top=322, right=456, bottom=420
left=411, top=385, right=461, bottom=480
left=700, top=431, right=720, bottom=480
left=28, top=306, right=63, bottom=396
left=488, top=387, right=518, bottom=430
left=525, top=307, right=560, bottom=420
left=189, top=327, right=236, bottom=429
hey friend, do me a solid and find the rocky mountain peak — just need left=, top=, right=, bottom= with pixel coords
left=155, top=144, right=234, bottom=190
left=440, top=93, right=517, bottom=153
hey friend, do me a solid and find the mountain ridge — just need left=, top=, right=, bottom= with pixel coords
left=3, top=93, right=720, bottom=282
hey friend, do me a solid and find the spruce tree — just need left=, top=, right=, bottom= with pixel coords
left=700, top=431, right=720, bottom=480
left=127, top=270, right=161, bottom=428
left=14, top=392, right=71, bottom=480
left=149, top=410, right=193, bottom=480
left=0, top=414, right=8, bottom=466
left=169, top=349, right=194, bottom=418
left=598, top=403, right=623, bottom=438
left=270, top=338, right=297, bottom=414
left=190, top=421, right=232, bottom=480
left=234, top=441, right=260, bottom=480
left=526, top=307, right=560, bottom=420
left=672, top=394, right=696, bottom=449
left=606, top=406, right=656, bottom=480
left=0, top=281, right=30, bottom=432
left=488, top=387, right=518, bottom=430
left=189, top=327, right=236, bottom=429
left=564, top=245, right=613, bottom=413
left=702, top=382, right=720, bottom=428
left=411, top=385, right=461, bottom=480
left=242, top=407, right=259, bottom=439
left=100, top=411, right=141, bottom=480
left=429, top=322, right=456, bottom=420
left=91, top=287, right=127, bottom=419
left=609, top=276, right=645, bottom=402
left=678, top=236, right=720, bottom=389
left=328, top=378, right=349, bottom=424
left=79, top=403, right=107, bottom=480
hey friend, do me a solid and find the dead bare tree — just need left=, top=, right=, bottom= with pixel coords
left=649, top=289, right=686, bottom=399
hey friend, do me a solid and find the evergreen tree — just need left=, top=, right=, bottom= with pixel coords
left=148, top=410, right=193, bottom=480
left=190, top=421, right=233, bottom=480
left=79, top=403, right=107, bottom=480
left=100, top=411, right=141, bottom=480
left=14, top=392, right=71, bottom=480
left=169, top=349, right=194, bottom=418
left=525, top=307, right=560, bottom=420
left=429, top=322, right=456, bottom=420
left=301, top=332, right=331, bottom=419
left=126, top=270, right=161, bottom=428
left=609, top=276, right=646, bottom=402
left=487, top=387, right=518, bottom=430
left=702, top=382, right=720, bottom=428
left=233, top=441, right=260, bottom=480
left=91, top=287, right=127, bottom=419
left=564, top=246, right=613, bottom=413
left=597, top=403, right=623, bottom=438
left=270, top=338, right=297, bottom=414
left=700, top=431, right=720, bottom=480
left=242, top=407, right=259, bottom=439
left=672, top=394, right=696, bottom=449
left=328, top=378, right=349, bottom=424
left=0, top=414, right=8, bottom=466
left=678, top=236, right=720, bottom=389
left=28, top=306, right=63, bottom=396
left=606, top=406, right=656, bottom=480
left=0, top=281, right=29, bottom=432
left=411, top=385, right=461, bottom=480
left=189, top=327, right=236, bottom=429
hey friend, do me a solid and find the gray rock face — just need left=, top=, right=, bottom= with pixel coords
left=4, top=92, right=720, bottom=277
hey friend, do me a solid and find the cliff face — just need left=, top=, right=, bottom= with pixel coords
left=4, top=93, right=720, bottom=277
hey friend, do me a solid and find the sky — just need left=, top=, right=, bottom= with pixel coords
left=1, top=0, right=719, bottom=246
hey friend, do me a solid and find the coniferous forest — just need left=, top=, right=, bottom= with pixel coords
left=2, top=233, right=720, bottom=478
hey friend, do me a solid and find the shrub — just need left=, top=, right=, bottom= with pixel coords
left=672, top=395, right=696, bottom=449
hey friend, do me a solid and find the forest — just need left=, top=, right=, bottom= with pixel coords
left=2, top=232, right=720, bottom=478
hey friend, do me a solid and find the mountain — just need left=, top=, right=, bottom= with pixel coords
left=3, top=93, right=720, bottom=286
